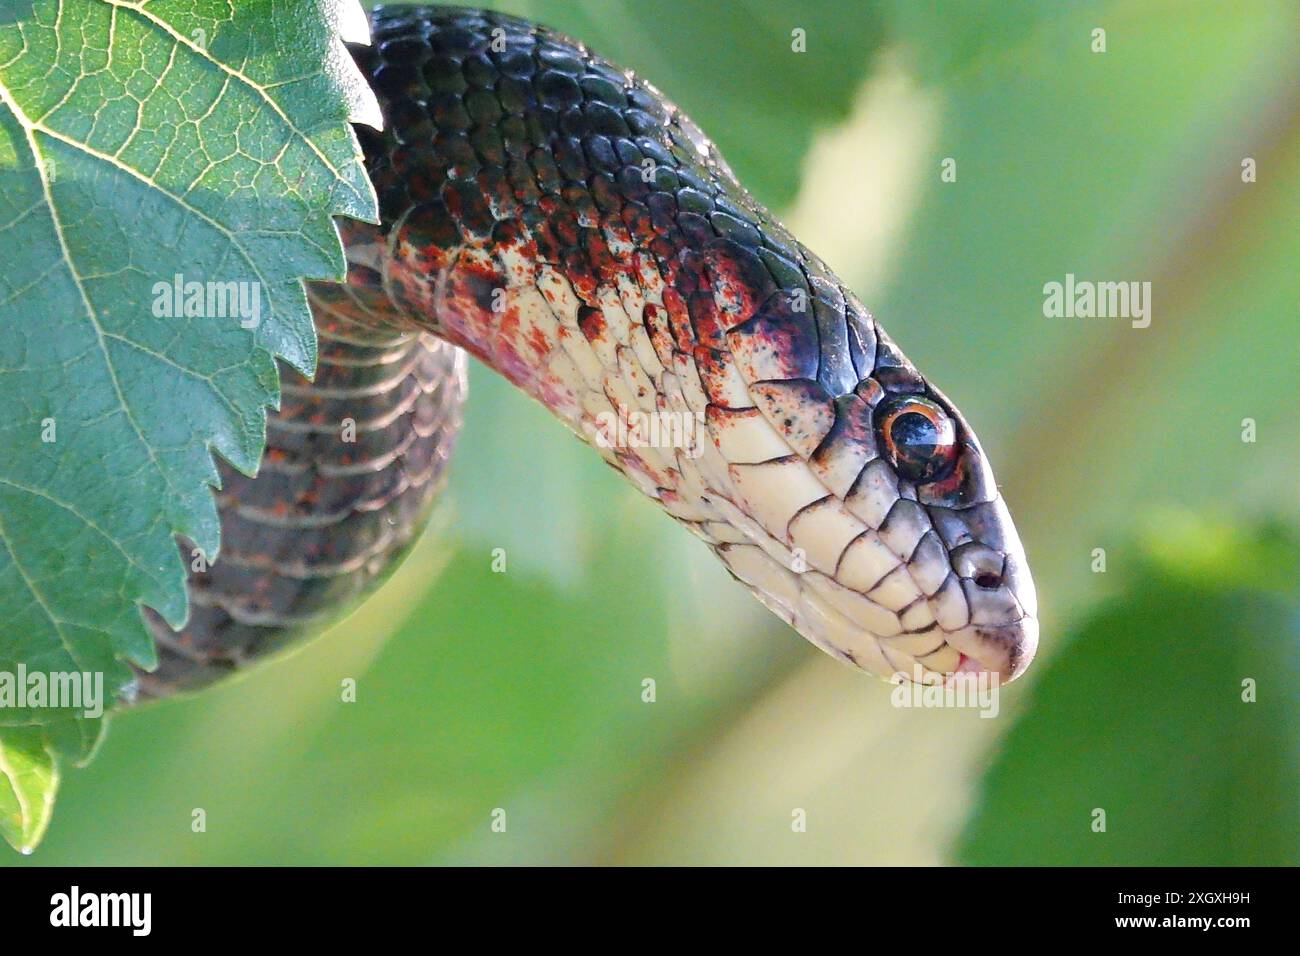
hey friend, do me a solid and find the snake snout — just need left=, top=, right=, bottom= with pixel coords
left=932, top=499, right=1039, bottom=683
left=949, top=613, right=1039, bottom=684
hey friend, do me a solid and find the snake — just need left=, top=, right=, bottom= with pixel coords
left=135, top=4, right=1038, bottom=699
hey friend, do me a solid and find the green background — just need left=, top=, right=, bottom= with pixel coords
left=7, top=0, right=1298, bottom=865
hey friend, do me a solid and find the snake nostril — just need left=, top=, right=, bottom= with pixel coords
left=952, top=542, right=1006, bottom=589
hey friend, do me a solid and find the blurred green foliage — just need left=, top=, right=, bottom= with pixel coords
left=5, top=0, right=1297, bottom=865
left=961, top=518, right=1300, bottom=865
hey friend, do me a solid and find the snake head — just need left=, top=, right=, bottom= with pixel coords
left=709, top=274, right=1039, bottom=686
left=861, top=326, right=1039, bottom=682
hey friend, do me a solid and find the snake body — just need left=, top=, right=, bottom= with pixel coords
left=138, top=5, right=1037, bottom=697
left=138, top=318, right=465, bottom=697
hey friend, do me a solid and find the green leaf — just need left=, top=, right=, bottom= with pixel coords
left=958, top=516, right=1300, bottom=865
left=0, top=727, right=58, bottom=854
left=0, top=0, right=378, bottom=808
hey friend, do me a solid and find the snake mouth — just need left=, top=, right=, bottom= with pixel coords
left=946, top=614, right=1040, bottom=684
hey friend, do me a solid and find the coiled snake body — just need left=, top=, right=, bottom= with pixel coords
left=138, top=5, right=1038, bottom=697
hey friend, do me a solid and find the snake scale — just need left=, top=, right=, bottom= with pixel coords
left=137, top=4, right=1038, bottom=699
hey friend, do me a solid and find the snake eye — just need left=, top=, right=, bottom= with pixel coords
left=875, top=395, right=959, bottom=484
